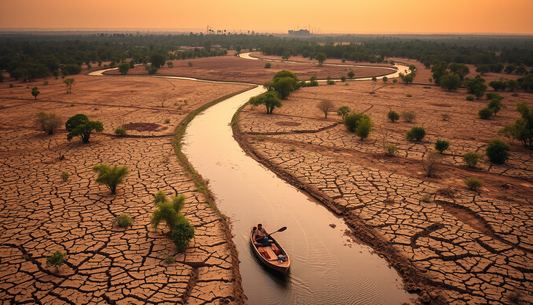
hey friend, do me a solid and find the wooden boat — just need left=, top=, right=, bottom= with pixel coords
left=250, top=227, right=291, bottom=274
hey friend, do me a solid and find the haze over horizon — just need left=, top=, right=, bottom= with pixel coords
left=2, top=0, right=533, bottom=35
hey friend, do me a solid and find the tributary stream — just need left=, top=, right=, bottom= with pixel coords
left=182, top=87, right=414, bottom=304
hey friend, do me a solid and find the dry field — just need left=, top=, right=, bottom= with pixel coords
left=235, top=78, right=533, bottom=303
left=103, top=55, right=394, bottom=84
left=0, top=73, right=252, bottom=304
left=249, top=51, right=396, bottom=68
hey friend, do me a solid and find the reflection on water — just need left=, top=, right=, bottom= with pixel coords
left=182, top=87, right=415, bottom=304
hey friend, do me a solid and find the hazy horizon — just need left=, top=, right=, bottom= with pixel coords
left=2, top=0, right=532, bottom=35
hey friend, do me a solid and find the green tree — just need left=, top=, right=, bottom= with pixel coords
left=348, top=70, right=355, bottom=78
left=249, top=91, right=282, bottom=114
left=485, top=138, right=511, bottom=164
left=63, top=78, right=75, bottom=93
left=488, top=98, right=505, bottom=115
left=282, top=51, right=291, bottom=60
left=337, top=106, right=351, bottom=119
left=439, top=74, right=461, bottom=91
left=435, top=139, right=450, bottom=153
left=463, top=152, right=482, bottom=167
left=489, top=80, right=504, bottom=91
left=264, top=62, right=271, bottom=68
left=315, top=53, right=327, bottom=66
left=506, top=79, right=518, bottom=91
left=355, top=116, right=373, bottom=140
left=92, top=164, right=130, bottom=194
left=406, top=126, right=426, bottom=141
left=65, top=114, right=104, bottom=143
left=431, top=62, right=448, bottom=85
left=343, top=112, right=369, bottom=132
left=465, top=76, right=487, bottom=99
left=150, top=53, right=166, bottom=68
left=478, top=107, right=493, bottom=119
left=511, top=102, right=533, bottom=147
left=504, top=64, right=516, bottom=74
left=383, top=76, right=388, bottom=83
left=235, top=45, right=242, bottom=54
left=448, top=63, right=469, bottom=80
left=151, top=191, right=186, bottom=233
left=476, top=65, right=490, bottom=76
left=387, top=110, right=400, bottom=122
left=118, top=62, right=130, bottom=75
left=148, top=67, right=158, bottom=74
left=171, top=215, right=195, bottom=253
left=31, top=87, right=40, bottom=99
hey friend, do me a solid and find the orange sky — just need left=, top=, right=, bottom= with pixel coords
left=2, top=0, right=533, bottom=34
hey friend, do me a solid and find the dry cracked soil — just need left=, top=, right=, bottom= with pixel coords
left=234, top=57, right=533, bottom=304
left=0, top=73, right=253, bottom=304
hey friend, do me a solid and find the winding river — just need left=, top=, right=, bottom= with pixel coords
left=91, top=59, right=414, bottom=304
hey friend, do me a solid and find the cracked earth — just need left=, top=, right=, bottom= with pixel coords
left=0, top=74, right=252, bottom=304
left=235, top=71, right=533, bottom=304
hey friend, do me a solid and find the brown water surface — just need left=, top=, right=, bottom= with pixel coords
left=182, top=86, right=415, bottom=304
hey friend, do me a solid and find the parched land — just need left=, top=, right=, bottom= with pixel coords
left=0, top=74, right=253, bottom=304
left=234, top=68, right=533, bottom=303
left=103, top=55, right=394, bottom=84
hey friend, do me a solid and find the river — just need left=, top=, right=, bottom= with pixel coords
left=91, top=61, right=415, bottom=304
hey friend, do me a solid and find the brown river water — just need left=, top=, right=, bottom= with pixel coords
left=182, top=87, right=415, bottom=304
left=90, top=61, right=415, bottom=304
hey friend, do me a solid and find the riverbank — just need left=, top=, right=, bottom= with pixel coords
left=0, top=74, right=253, bottom=304
left=232, top=80, right=533, bottom=304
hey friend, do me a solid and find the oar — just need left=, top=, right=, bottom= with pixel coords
left=267, top=226, right=287, bottom=237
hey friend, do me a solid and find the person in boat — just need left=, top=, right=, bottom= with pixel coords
left=254, top=224, right=270, bottom=247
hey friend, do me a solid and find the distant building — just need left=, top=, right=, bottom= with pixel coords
left=288, top=29, right=311, bottom=36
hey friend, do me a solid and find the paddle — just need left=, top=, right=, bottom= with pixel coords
left=266, top=226, right=287, bottom=237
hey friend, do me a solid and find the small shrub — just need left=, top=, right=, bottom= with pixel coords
left=61, top=172, right=69, bottom=181
left=406, top=94, right=412, bottom=97
left=165, top=257, right=176, bottom=264
left=384, top=144, right=398, bottom=156
left=188, top=61, right=193, bottom=67
left=113, top=214, right=133, bottom=228
left=171, top=215, right=195, bottom=253
left=148, top=67, right=158, bottom=74
left=254, top=135, right=265, bottom=141
left=165, top=118, right=170, bottom=124
left=114, top=127, right=127, bottom=136
left=327, top=79, right=335, bottom=85
left=488, top=98, right=505, bottom=115
left=421, top=194, right=432, bottom=203
left=92, top=164, right=130, bottom=194
left=31, top=87, right=40, bottom=100
left=466, top=95, right=474, bottom=101
left=406, top=126, right=426, bottom=141
left=264, top=62, right=271, bottom=68
left=478, top=107, right=493, bottom=119
left=337, top=106, right=351, bottom=119
left=465, top=178, right=483, bottom=190
left=401, top=111, right=416, bottom=122
left=46, top=251, right=67, bottom=273
left=35, top=112, right=62, bottom=135
left=435, top=139, right=450, bottom=153
left=423, top=151, right=442, bottom=177
left=463, top=152, right=482, bottom=167
left=341, top=75, right=346, bottom=82
left=151, top=191, right=186, bottom=233
left=289, top=146, right=297, bottom=152
left=183, top=100, right=188, bottom=105
left=441, top=114, right=450, bottom=121
left=393, top=79, right=397, bottom=84
left=387, top=110, right=400, bottom=122
left=166, top=61, right=174, bottom=68
left=486, top=138, right=511, bottom=164
left=43, top=80, right=49, bottom=85
left=355, top=116, right=373, bottom=141
left=10, top=83, right=14, bottom=88
left=486, top=92, right=503, bottom=100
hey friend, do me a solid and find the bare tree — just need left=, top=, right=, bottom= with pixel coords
left=317, top=100, right=335, bottom=118
left=422, top=151, right=442, bottom=177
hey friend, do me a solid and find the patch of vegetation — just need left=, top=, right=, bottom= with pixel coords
left=406, top=126, right=426, bottom=141
left=65, top=114, right=104, bottom=143
left=165, top=256, right=176, bottom=264
left=264, top=62, right=271, bottom=68
left=465, top=178, right=483, bottom=190
left=486, top=138, right=511, bottom=164
left=387, top=110, right=400, bottom=122
left=92, top=164, right=130, bottom=194
left=151, top=191, right=186, bottom=233
left=401, top=111, right=416, bottom=122
left=113, top=214, right=133, bottom=228
left=463, top=152, right=482, bottom=167
left=114, top=127, right=127, bottom=136
left=488, top=99, right=505, bottom=115
left=435, top=139, right=450, bottom=153
left=466, top=95, right=474, bottom=101
left=337, top=106, right=351, bottom=119
left=249, top=91, right=282, bottom=114
left=478, top=107, right=493, bottom=119
left=289, top=145, right=297, bottom=152
left=421, top=194, right=432, bottom=203
left=63, top=78, right=75, bottom=93
left=422, top=151, right=442, bottom=177
left=165, top=118, right=170, bottom=124
left=254, top=135, right=265, bottom=141
left=384, top=144, right=398, bottom=156
left=172, top=216, right=195, bottom=253
left=61, top=172, right=69, bottom=181
left=31, top=87, right=40, bottom=99
left=35, top=112, right=62, bottom=135
left=46, top=251, right=67, bottom=273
